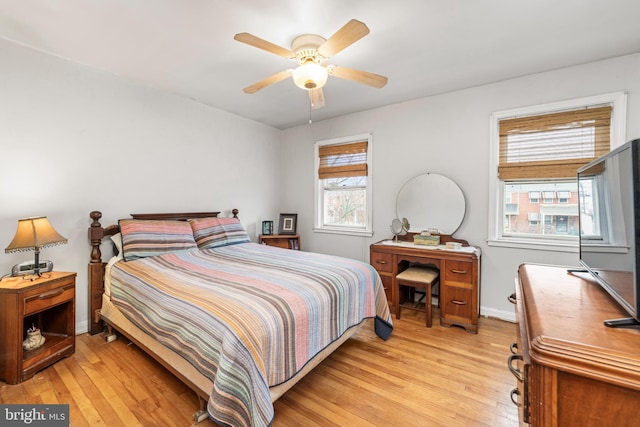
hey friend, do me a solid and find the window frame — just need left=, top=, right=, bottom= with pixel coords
left=314, top=133, right=373, bottom=237
left=487, top=92, right=627, bottom=251
left=579, top=157, right=628, bottom=252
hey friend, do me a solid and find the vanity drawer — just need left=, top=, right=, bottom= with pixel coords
left=441, top=285, right=474, bottom=320
left=370, top=251, right=393, bottom=273
left=379, top=274, right=394, bottom=306
left=444, top=260, right=474, bottom=285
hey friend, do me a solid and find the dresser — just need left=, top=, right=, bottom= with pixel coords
left=510, top=264, right=640, bottom=426
left=370, top=237, right=481, bottom=333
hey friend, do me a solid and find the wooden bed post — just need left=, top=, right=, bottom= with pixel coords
left=88, top=211, right=106, bottom=335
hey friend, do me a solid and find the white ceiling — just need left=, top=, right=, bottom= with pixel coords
left=2, top=1, right=640, bottom=129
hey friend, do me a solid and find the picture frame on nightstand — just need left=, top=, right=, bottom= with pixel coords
left=278, top=213, right=297, bottom=235
left=262, top=220, right=273, bottom=235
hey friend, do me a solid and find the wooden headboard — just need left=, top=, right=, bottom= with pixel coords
left=87, top=209, right=238, bottom=335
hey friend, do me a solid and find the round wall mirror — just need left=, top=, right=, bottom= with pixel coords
left=396, top=173, right=466, bottom=235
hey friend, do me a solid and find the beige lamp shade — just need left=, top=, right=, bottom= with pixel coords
left=5, top=217, right=67, bottom=253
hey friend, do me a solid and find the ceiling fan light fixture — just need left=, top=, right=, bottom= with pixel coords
left=292, top=61, right=328, bottom=90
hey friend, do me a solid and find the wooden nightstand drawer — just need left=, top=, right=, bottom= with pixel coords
left=370, top=251, right=393, bottom=273
left=259, top=234, right=300, bottom=250
left=443, top=260, right=474, bottom=284
left=24, top=283, right=75, bottom=315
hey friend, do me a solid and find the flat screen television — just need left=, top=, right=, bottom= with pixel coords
left=577, top=138, right=640, bottom=327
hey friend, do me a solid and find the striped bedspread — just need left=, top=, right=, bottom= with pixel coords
left=108, top=242, right=393, bottom=427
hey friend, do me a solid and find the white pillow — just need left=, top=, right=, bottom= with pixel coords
left=111, top=232, right=123, bottom=259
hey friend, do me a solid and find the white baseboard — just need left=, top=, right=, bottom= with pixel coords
left=76, top=320, right=89, bottom=335
left=480, top=306, right=516, bottom=323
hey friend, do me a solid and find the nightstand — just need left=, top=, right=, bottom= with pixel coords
left=259, top=234, right=301, bottom=250
left=0, top=271, right=76, bottom=384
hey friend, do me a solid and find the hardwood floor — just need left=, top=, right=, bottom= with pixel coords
left=1, top=308, right=519, bottom=426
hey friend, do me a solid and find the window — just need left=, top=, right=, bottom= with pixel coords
left=557, top=191, right=571, bottom=203
left=578, top=161, right=626, bottom=245
left=543, top=191, right=556, bottom=203
left=488, top=92, right=627, bottom=250
left=314, top=134, right=373, bottom=236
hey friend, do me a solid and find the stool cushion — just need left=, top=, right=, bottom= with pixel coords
left=396, top=266, right=439, bottom=284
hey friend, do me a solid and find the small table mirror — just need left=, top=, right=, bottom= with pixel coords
left=396, top=173, right=466, bottom=235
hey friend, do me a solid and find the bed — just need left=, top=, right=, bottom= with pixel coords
left=87, top=209, right=393, bottom=427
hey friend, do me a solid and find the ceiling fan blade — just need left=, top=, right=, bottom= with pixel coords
left=317, top=19, right=370, bottom=58
left=308, top=88, right=325, bottom=109
left=234, top=32, right=295, bottom=59
left=329, top=66, right=388, bottom=88
left=243, top=70, right=293, bottom=94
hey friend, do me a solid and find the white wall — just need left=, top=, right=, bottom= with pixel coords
left=0, top=39, right=282, bottom=333
left=281, top=53, right=640, bottom=322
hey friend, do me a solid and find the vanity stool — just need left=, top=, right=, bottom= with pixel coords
left=396, top=266, right=440, bottom=327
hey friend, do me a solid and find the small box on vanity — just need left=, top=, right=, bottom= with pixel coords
left=413, top=234, right=440, bottom=246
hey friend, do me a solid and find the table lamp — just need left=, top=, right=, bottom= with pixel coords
left=5, top=217, right=67, bottom=278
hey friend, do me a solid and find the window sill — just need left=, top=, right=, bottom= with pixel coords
left=487, top=237, right=578, bottom=253
left=581, top=243, right=629, bottom=254
left=313, top=227, right=373, bottom=238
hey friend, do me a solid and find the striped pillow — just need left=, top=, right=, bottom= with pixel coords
left=189, top=217, right=250, bottom=249
left=119, top=219, right=197, bottom=261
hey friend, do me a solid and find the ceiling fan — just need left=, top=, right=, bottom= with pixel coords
left=234, top=19, right=388, bottom=109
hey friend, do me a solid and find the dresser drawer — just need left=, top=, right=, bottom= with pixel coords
left=24, top=283, right=75, bottom=316
left=370, top=251, right=393, bottom=273
left=443, top=260, right=474, bottom=285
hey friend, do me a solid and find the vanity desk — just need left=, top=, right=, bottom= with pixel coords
left=380, top=172, right=479, bottom=332
left=370, top=236, right=481, bottom=333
